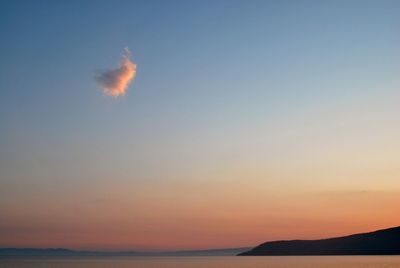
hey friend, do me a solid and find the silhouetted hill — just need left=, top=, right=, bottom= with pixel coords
left=238, top=226, right=400, bottom=256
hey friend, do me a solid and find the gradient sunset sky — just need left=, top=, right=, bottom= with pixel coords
left=1, top=0, right=400, bottom=251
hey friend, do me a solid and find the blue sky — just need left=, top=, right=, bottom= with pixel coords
left=1, top=0, right=400, bottom=250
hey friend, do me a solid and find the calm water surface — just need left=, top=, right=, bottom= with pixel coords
left=1, top=256, right=400, bottom=268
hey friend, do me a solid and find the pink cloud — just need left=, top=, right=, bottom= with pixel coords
left=96, top=48, right=137, bottom=97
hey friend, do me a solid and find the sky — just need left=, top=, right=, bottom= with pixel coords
left=0, top=0, right=400, bottom=251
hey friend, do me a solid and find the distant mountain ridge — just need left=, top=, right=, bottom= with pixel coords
left=4, top=226, right=399, bottom=257
left=238, top=226, right=400, bottom=256
left=0, top=247, right=251, bottom=257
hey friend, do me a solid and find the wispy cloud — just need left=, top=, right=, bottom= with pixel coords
left=96, top=48, right=137, bottom=97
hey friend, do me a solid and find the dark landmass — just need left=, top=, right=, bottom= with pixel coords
left=0, top=247, right=251, bottom=257
left=238, top=226, right=400, bottom=256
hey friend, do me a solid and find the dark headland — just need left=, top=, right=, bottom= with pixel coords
left=238, top=226, right=400, bottom=256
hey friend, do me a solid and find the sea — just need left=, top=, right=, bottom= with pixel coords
left=1, top=256, right=400, bottom=268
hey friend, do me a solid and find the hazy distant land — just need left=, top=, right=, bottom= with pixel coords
left=0, top=247, right=251, bottom=257
left=2, top=226, right=400, bottom=257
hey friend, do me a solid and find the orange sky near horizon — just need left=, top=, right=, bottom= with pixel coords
left=1, top=176, right=400, bottom=250
left=1, top=93, right=400, bottom=250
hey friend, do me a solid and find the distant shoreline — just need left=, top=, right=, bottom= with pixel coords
left=0, top=247, right=251, bottom=257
